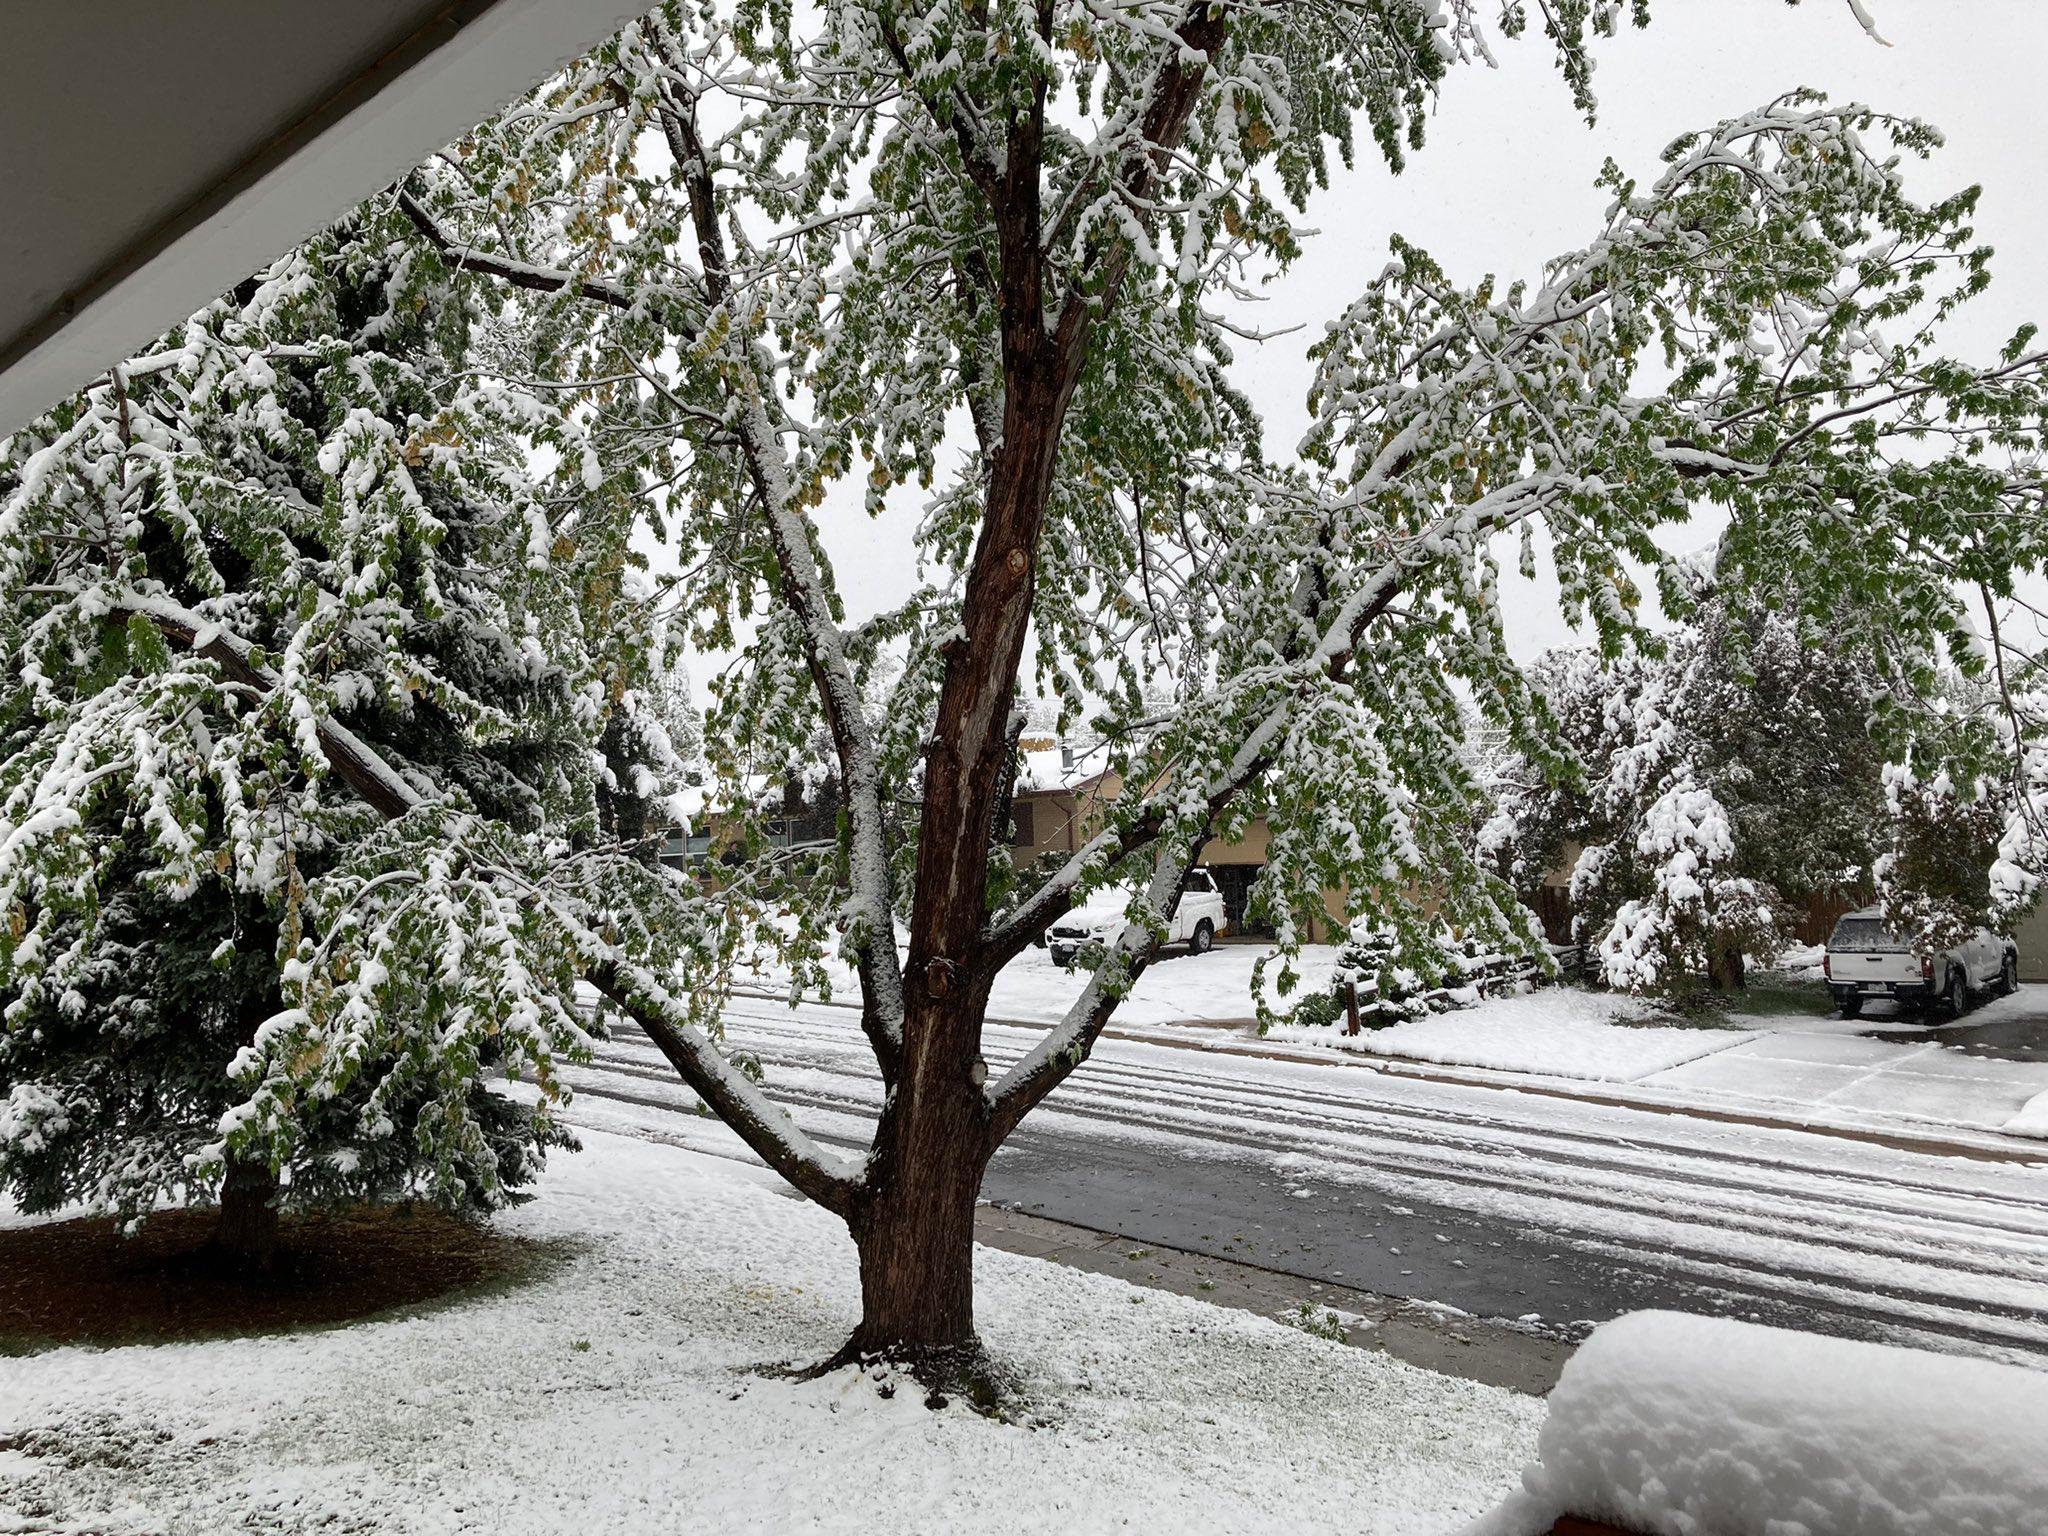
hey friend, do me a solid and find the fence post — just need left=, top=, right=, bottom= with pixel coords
left=1344, top=980, right=1361, bottom=1036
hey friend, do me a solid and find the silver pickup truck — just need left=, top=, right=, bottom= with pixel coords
left=1822, top=907, right=2019, bottom=1020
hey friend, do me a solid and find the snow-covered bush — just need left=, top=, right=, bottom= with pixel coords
left=1593, top=773, right=1779, bottom=994
left=1494, top=593, right=1896, bottom=996
left=1466, top=1310, right=2048, bottom=1536
left=1317, top=922, right=1546, bottom=1031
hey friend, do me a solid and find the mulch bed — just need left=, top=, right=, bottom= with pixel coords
left=0, top=1204, right=552, bottom=1351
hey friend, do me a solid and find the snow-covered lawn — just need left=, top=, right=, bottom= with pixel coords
left=0, top=1132, right=1540, bottom=1535
left=735, top=932, right=1346, bottom=1029
left=988, top=941, right=1344, bottom=1027
left=1266, top=987, right=1745, bottom=1081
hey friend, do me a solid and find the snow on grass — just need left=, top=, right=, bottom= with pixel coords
left=1267, top=987, right=1753, bottom=1082
left=729, top=931, right=1346, bottom=1030
left=1464, top=1310, right=2048, bottom=1536
left=0, top=1132, right=1540, bottom=1535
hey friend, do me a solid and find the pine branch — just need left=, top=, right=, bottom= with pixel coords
left=105, top=591, right=422, bottom=821
left=105, top=592, right=864, bottom=1217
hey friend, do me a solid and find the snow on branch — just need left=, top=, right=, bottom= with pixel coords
left=120, top=598, right=865, bottom=1214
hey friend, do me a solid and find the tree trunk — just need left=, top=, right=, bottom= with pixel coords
left=847, top=1161, right=983, bottom=1360
left=838, top=984, right=995, bottom=1374
left=1707, top=940, right=1746, bottom=993
left=212, top=1155, right=281, bottom=1271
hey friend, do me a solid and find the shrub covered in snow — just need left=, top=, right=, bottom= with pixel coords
left=1465, top=1310, right=2048, bottom=1536
left=1313, top=922, right=1547, bottom=1031
left=1490, top=594, right=1901, bottom=998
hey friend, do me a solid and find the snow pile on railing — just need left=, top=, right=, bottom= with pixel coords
left=1463, top=1310, right=2048, bottom=1536
left=2005, top=1087, right=2048, bottom=1139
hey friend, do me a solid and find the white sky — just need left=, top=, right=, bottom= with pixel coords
left=725, top=0, right=2048, bottom=671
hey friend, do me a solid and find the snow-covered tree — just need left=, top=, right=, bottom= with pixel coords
left=1500, top=593, right=1891, bottom=994
left=22, top=0, right=2048, bottom=1379
left=0, top=207, right=670, bottom=1261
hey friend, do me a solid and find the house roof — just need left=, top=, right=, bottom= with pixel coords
left=0, top=0, right=645, bottom=438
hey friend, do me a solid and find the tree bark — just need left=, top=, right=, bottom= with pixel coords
left=840, top=989, right=996, bottom=1366
left=211, top=1155, right=281, bottom=1271
left=1707, top=940, right=1746, bottom=993
left=846, top=1158, right=983, bottom=1359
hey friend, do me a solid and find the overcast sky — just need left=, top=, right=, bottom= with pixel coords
left=753, top=0, right=2048, bottom=671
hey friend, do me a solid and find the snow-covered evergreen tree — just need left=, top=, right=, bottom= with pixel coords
left=1501, top=592, right=1891, bottom=994
left=0, top=205, right=669, bottom=1257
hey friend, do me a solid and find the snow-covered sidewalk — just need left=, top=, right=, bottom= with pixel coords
left=999, top=952, right=2048, bottom=1145
left=0, top=1132, right=1540, bottom=1535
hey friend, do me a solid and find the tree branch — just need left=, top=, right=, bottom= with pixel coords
left=397, top=190, right=644, bottom=312
left=651, top=65, right=907, bottom=1078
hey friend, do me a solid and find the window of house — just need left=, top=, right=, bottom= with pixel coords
left=1011, top=800, right=1036, bottom=846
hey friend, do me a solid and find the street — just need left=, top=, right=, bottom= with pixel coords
left=561, top=996, right=2048, bottom=1368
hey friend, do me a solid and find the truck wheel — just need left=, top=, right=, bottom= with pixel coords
left=1189, top=919, right=1214, bottom=955
left=1944, top=969, right=1968, bottom=1021
left=1839, top=995, right=1863, bottom=1020
left=2001, top=953, right=2019, bottom=996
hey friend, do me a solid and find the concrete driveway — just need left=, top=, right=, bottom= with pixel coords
left=1851, top=984, right=2048, bottom=1063
left=1643, top=985, right=2048, bottom=1136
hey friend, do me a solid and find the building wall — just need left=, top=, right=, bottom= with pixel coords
left=2015, top=900, right=2048, bottom=983
left=1010, top=774, right=1123, bottom=862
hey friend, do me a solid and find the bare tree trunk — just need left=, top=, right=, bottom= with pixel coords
left=212, top=1155, right=280, bottom=1270
left=1707, top=940, right=1746, bottom=993
left=846, top=1158, right=983, bottom=1359
left=836, top=986, right=996, bottom=1372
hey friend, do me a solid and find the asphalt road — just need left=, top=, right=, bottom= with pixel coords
left=561, top=998, right=2048, bottom=1366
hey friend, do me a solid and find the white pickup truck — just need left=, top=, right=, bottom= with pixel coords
left=1047, top=868, right=1228, bottom=969
left=1822, top=907, right=2019, bottom=1021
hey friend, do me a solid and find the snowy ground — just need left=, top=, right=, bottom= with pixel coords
left=991, top=941, right=1343, bottom=1025
left=1265, top=986, right=1741, bottom=1080
left=739, top=933, right=1346, bottom=1028
left=0, top=1132, right=1541, bottom=1536
left=1649, top=994, right=2048, bottom=1140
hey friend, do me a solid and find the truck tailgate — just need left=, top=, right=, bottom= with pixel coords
left=1831, top=950, right=1922, bottom=986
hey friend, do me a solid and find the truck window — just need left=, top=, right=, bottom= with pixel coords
left=1829, top=917, right=1898, bottom=953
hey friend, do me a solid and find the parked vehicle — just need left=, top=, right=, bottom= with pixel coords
left=1821, top=907, right=2019, bottom=1020
left=1047, top=869, right=1228, bottom=968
